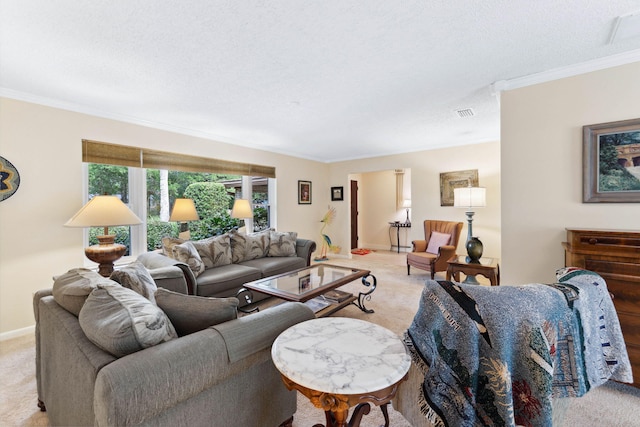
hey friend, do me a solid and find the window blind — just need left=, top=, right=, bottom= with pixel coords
left=82, top=139, right=276, bottom=178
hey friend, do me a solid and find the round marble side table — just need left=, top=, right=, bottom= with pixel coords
left=272, top=317, right=410, bottom=427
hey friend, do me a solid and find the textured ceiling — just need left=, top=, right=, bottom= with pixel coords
left=1, top=1, right=640, bottom=162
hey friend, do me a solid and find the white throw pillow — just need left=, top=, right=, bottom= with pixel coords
left=426, top=231, right=452, bottom=255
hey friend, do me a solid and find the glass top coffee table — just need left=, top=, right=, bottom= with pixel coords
left=241, top=264, right=377, bottom=317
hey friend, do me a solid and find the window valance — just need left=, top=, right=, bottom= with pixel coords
left=82, top=139, right=276, bottom=178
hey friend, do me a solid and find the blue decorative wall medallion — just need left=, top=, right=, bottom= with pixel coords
left=0, top=156, right=20, bottom=202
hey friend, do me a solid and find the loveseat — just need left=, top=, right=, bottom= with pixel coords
left=137, top=229, right=316, bottom=306
left=34, top=266, right=315, bottom=427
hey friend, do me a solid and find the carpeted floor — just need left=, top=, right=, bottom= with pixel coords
left=2, top=250, right=640, bottom=426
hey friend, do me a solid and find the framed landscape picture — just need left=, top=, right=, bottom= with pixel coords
left=583, top=118, right=640, bottom=203
left=439, top=169, right=478, bottom=206
left=298, top=180, right=312, bottom=204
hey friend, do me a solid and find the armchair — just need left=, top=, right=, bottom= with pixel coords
left=406, top=220, right=463, bottom=278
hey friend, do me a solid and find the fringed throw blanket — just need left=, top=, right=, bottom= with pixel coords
left=406, top=268, right=632, bottom=427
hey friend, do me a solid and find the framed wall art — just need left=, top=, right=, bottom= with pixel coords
left=439, top=169, right=478, bottom=206
left=298, top=180, right=312, bottom=204
left=331, top=186, right=344, bottom=201
left=0, top=156, right=21, bottom=202
left=583, top=118, right=640, bottom=203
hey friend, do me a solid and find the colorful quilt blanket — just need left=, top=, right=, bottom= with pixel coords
left=406, top=268, right=632, bottom=427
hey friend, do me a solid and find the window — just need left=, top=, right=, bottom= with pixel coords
left=83, top=140, right=275, bottom=260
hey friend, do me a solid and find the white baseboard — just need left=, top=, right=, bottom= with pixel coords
left=0, top=325, right=34, bottom=341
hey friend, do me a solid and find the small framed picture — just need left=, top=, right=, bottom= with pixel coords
left=298, top=180, right=312, bottom=204
left=298, top=274, right=311, bottom=291
left=331, top=186, right=344, bottom=201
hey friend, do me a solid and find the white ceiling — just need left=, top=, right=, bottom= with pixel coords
left=2, top=1, right=640, bottom=162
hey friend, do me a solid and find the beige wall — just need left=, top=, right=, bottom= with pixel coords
left=501, top=61, right=640, bottom=285
left=329, top=141, right=502, bottom=259
left=0, top=98, right=331, bottom=335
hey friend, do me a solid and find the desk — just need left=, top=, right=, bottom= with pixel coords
left=272, top=317, right=410, bottom=427
left=388, top=222, right=411, bottom=253
left=447, top=256, right=500, bottom=286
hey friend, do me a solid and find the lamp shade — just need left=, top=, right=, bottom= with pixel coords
left=65, top=195, right=142, bottom=228
left=169, top=198, right=199, bottom=222
left=454, top=187, right=486, bottom=209
left=402, top=199, right=411, bottom=208
left=231, top=199, right=253, bottom=219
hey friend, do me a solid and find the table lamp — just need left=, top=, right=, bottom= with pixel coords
left=402, top=199, right=411, bottom=224
left=454, top=184, right=486, bottom=262
left=65, top=195, right=142, bottom=277
left=231, top=199, right=253, bottom=233
left=169, top=198, right=199, bottom=240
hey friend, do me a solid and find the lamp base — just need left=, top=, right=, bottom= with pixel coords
left=85, top=235, right=126, bottom=277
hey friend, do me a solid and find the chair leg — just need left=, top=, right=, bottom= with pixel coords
left=430, top=270, right=435, bottom=280
left=407, top=264, right=410, bottom=275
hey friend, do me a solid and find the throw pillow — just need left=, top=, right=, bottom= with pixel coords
left=79, top=283, right=177, bottom=357
left=172, top=241, right=206, bottom=277
left=52, top=268, right=113, bottom=316
left=268, top=231, right=298, bottom=257
left=426, top=231, right=452, bottom=255
left=210, top=233, right=232, bottom=267
left=161, top=237, right=184, bottom=259
left=191, top=237, right=217, bottom=269
left=155, top=288, right=238, bottom=336
left=230, top=229, right=271, bottom=263
left=110, top=261, right=158, bottom=304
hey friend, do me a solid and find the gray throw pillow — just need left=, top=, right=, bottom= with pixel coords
left=268, top=231, right=298, bottom=257
left=230, top=229, right=271, bottom=263
left=52, top=268, right=112, bottom=316
left=155, top=288, right=239, bottom=336
left=172, top=241, right=206, bottom=277
left=110, top=261, right=158, bottom=304
left=79, top=283, right=177, bottom=357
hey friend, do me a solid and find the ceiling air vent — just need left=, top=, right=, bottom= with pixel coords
left=455, top=108, right=475, bottom=118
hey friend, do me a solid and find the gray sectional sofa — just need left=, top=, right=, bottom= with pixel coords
left=137, top=230, right=317, bottom=306
left=34, top=267, right=315, bottom=426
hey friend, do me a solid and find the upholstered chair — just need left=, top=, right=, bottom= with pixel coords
left=406, top=220, right=463, bottom=279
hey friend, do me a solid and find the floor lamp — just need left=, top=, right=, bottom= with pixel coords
left=454, top=184, right=486, bottom=263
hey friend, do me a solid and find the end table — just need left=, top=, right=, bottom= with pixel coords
left=446, top=255, right=500, bottom=286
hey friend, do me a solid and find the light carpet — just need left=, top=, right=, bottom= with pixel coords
left=1, top=251, right=639, bottom=426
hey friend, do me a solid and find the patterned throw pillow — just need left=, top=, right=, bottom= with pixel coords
left=210, top=233, right=232, bottom=267
left=52, top=268, right=112, bottom=316
left=268, top=231, right=298, bottom=257
left=230, top=229, right=271, bottom=263
left=161, top=237, right=184, bottom=259
left=155, top=288, right=238, bottom=336
left=191, top=237, right=217, bottom=268
left=79, top=283, right=177, bottom=357
left=172, top=241, right=206, bottom=277
left=110, top=261, right=158, bottom=304
left=426, top=231, right=452, bottom=254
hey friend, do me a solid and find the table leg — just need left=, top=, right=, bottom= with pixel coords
left=380, top=403, right=390, bottom=427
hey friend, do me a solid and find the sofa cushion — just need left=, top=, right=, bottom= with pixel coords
left=196, top=264, right=263, bottom=297
left=79, top=283, right=177, bottom=357
left=155, top=288, right=238, bottom=336
left=230, top=229, right=270, bottom=263
left=426, top=231, right=452, bottom=254
left=240, top=256, right=306, bottom=278
left=110, top=260, right=158, bottom=304
left=52, top=268, right=112, bottom=316
left=191, top=234, right=232, bottom=268
left=172, top=241, right=206, bottom=277
left=161, top=237, right=184, bottom=259
left=268, top=231, right=298, bottom=257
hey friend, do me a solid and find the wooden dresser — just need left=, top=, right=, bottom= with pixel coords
left=563, top=228, right=640, bottom=388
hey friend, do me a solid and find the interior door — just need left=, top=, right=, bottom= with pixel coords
left=350, top=180, right=358, bottom=249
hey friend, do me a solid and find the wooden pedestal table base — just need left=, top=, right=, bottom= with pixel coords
left=280, top=374, right=406, bottom=427
left=272, top=317, right=411, bottom=427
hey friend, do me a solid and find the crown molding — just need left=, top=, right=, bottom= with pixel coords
left=492, top=49, right=640, bottom=93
